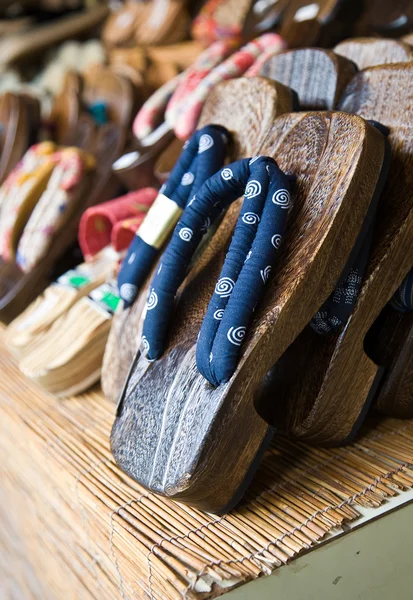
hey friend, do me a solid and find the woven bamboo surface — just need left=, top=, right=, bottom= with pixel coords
left=1, top=328, right=413, bottom=600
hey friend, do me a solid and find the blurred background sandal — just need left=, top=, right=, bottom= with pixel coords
left=19, top=280, right=121, bottom=397
left=0, top=123, right=126, bottom=323
left=5, top=247, right=117, bottom=359
left=111, top=110, right=386, bottom=513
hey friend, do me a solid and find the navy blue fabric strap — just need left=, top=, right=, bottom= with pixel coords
left=117, top=124, right=229, bottom=307
left=141, top=156, right=292, bottom=387
left=390, top=269, right=413, bottom=312
left=310, top=225, right=374, bottom=335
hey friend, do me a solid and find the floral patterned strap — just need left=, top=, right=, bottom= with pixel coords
left=15, top=148, right=96, bottom=273
left=172, top=33, right=285, bottom=140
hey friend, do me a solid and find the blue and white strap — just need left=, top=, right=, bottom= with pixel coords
left=117, top=124, right=230, bottom=307
left=141, top=156, right=293, bottom=386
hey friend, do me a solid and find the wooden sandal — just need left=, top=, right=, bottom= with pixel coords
left=279, top=0, right=361, bottom=48
left=263, top=63, right=413, bottom=445
left=257, top=47, right=356, bottom=110
left=111, top=109, right=387, bottom=513
left=334, top=37, right=413, bottom=70
left=102, top=76, right=294, bottom=403
left=356, top=0, right=413, bottom=38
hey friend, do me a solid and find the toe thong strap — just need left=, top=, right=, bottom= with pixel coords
left=141, top=156, right=293, bottom=387
left=116, top=124, right=230, bottom=307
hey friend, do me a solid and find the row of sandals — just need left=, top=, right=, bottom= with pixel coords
left=1, top=35, right=413, bottom=514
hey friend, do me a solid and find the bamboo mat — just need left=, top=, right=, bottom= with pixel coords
left=1, top=331, right=413, bottom=600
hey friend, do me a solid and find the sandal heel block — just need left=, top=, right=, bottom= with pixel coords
left=111, top=110, right=386, bottom=514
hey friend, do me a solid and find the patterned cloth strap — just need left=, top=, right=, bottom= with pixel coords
left=310, top=121, right=391, bottom=335
left=117, top=124, right=230, bottom=307
left=390, top=269, right=413, bottom=313
left=141, top=156, right=293, bottom=388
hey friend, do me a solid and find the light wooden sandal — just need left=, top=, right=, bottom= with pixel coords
left=263, top=63, right=413, bottom=445
left=334, top=37, right=413, bottom=69
left=258, top=47, right=357, bottom=109
left=6, top=248, right=118, bottom=359
left=111, top=109, right=386, bottom=513
left=102, top=76, right=295, bottom=403
left=19, top=279, right=120, bottom=397
left=0, top=124, right=125, bottom=323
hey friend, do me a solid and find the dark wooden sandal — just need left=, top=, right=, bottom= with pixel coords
left=0, top=92, right=40, bottom=184
left=263, top=63, right=413, bottom=445
left=111, top=110, right=386, bottom=513
left=356, top=0, right=413, bottom=38
left=279, top=0, right=361, bottom=48
left=0, top=124, right=126, bottom=323
left=334, top=37, right=413, bottom=70
left=102, top=77, right=295, bottom=404
left=258, top=47, right=357, bottom=110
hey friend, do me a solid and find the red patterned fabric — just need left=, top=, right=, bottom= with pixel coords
left=173, top=33, right=285, bottom=140
left=111, top=216, right=146, bottom=253
left=192, top=0, right=245, bottom=47
left=78, top=188, right=158, bottom=259
left=133, top=40, right=236, bottom=142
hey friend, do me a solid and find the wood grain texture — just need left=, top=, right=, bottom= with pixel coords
left=258, top=47, right=356, bottom=110
left=102, top=76, right=294, bottom=404
left=265, top=64, right=413, bottom=444
left=335, top=37, right=413, bottom=70
left=0, top=124, right=125, bottom=324
left=111, top=111, right=385, bottom=513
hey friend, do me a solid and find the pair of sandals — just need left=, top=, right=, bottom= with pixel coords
left=106, top=40, right=413, bottom=513
left=0, top=59, right=147, bottom=323
left=0, top=122, right=126, bottom=324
